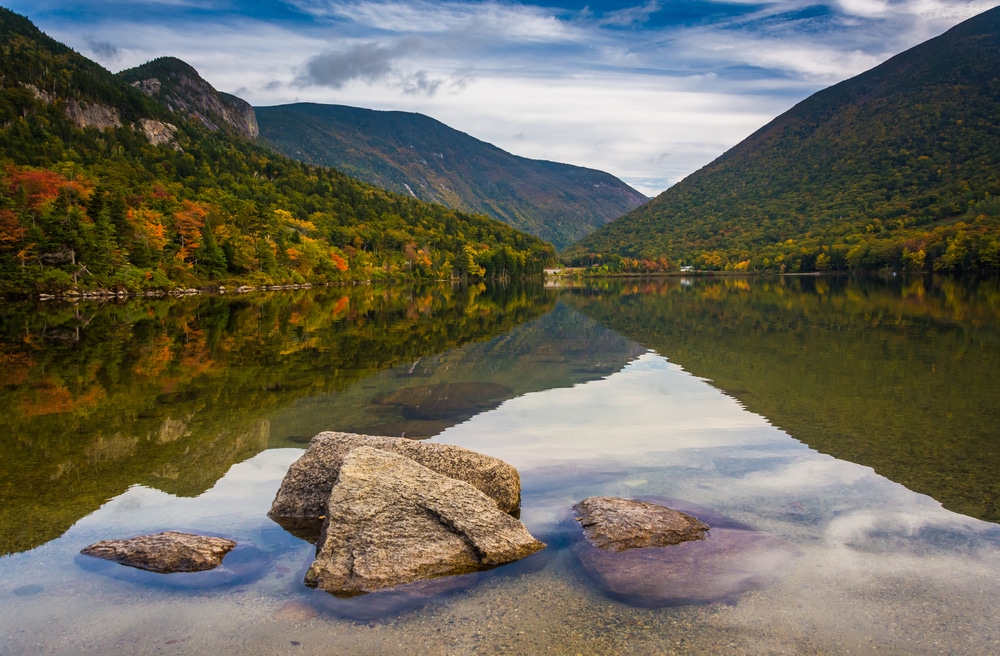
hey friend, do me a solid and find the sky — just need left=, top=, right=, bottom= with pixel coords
left=8, top=1, right=998, bottom=196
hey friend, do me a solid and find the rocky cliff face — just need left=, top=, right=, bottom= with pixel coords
left=216, top=92, right=259, bottom=140
left=27, top=84, right=122, bottom=131
left=64, top=100, right=122, bottom=131
left=120, top=57, right=258, bottom=140
left=140, top=119, right=178, bottom=147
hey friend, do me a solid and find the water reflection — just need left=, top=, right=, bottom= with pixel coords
left=563, top=275, right=1000, bottom=523
left=0, top=283, right=558, bottom=555
left=266, top=302, right=644, bottom=442
left=2, top=279, right=1000, bottom=654
left=0, top=283, right=646, bottom=556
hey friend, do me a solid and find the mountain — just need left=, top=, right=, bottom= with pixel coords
left=567, top=6, right=1000, bottom=274
left=0, top=8, right=556, bottom=296
left=256, top=103, right=647, bottom=250
left=118, top=57, right=259, bottom=140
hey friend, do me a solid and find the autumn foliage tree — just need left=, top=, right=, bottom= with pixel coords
left=0, top=8, right=558, bottom=295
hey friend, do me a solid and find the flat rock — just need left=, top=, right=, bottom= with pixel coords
left=76, top=542, right=267, bottom=589
left=572, top=498, right=798, bottom=606
left=573, top=496, right=709, bottom=551
left=80, top=531, right=236, bottom=573
left=305, top=447, right=544, bottom=596
left=269, top=432, right=522, bottom=524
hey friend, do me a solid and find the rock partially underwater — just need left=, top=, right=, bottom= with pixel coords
left=572, top=498, right=798, bottom=606
left=305, top=447, right=545, bottom=596
left=76, top=540, right=268, bottom=590
left=80, top=531, right=235, bottom=573
left=573, top=496, right=709, bottom=551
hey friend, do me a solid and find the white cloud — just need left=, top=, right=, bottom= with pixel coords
left=833, top=0, right=997, bottom=21
left=591, top=0, right=663, bottom=28
left=11, top=0, right=998, bottom=195
left=289, top=0, right=580, bottom=42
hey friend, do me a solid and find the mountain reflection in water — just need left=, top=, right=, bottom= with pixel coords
left=0, top=282, right=643, bottom=555
left=564, top=274, right=1000, bottom=522
left=2, top=276, right=1000, bottom=654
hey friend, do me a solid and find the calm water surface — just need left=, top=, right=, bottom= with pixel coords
left=1, top=276, right=999, bottom=655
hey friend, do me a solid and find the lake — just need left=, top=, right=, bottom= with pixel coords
left=2, top=275, right=999, bottom=655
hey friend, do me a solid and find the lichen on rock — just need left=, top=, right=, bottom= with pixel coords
left=304, top=447, right=544, bottom=596
left=573, top=496, right=710, bottom=551
left=80, top=531, right=236, bottom=573
left=269, top=431, right=522, bottom=523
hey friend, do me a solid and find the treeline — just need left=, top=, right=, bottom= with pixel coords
left=0, top=9, right=556, bottom=295
left=566, top=203, right=1000, bottom=274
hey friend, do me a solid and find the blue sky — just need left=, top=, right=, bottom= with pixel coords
left=7, top=1, right=997, bottom=195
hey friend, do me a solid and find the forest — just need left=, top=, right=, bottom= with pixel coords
left=565, top=7, right=1000, bottom=274
left=0, top=9, right=556, bottom=296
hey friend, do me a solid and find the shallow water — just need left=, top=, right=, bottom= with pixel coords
left=2, top=277, right=999, bottom=654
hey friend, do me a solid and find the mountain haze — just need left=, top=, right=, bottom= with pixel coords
left=568, top=6, right=1000, bottom=273
left=257, top=103, right=647, bottom=250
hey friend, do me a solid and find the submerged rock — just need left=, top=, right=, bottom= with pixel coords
left=573, top=496, right=709, bottom=551
left=80, top=531, right=236, bottom=573
left=305, top=447, right=544, bottom=596
left=572, top=498, right=798, bottom=606
left=268, top=431, right=522, bottom=524
left=273, top=600, right=320, bottom=622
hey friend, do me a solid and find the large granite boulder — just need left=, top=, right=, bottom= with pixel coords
left=305, top=446, right=545, bottom=596
left=80, top=531, right=236, bottom=573
left=572, top=498, right=798, bottom=606
left=573, top=496, right=709, bottom=550
left=269, top=432, right=522, bottom=523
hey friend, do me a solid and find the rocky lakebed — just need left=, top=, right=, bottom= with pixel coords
left=79, top=432, right=798, bottom=610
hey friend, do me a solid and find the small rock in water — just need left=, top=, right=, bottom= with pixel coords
left=13, top=584, right=44, bottom=596
left=571, top=497, right=798, bottom=607
left=573, top=496, right=709, bottom=551
left=80, top=531, right=236, bottom=573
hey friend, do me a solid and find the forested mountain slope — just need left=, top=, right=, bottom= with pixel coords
left=0, top=8, right=555, bottom=295
left=567, top=6, right=1000, bottom=273
left=257, top=103, right=647, bottom=250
